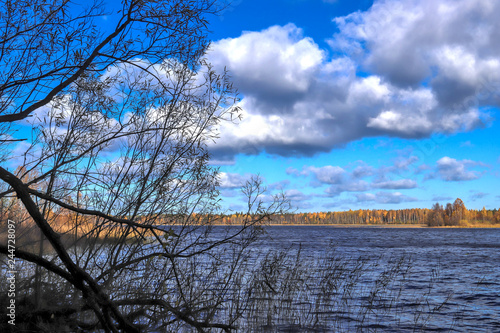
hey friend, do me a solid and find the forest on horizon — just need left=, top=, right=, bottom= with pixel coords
left=3, top=197, right=500, bottom=237
left=213, top=198, right=500, bottom=227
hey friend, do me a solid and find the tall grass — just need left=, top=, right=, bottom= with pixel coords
left=1, top=244, right=461, bottom=332
left=239, top=248, right=457, bottom=332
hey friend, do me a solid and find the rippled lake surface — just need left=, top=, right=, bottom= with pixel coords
left=244, top=226, right=500, bottom=332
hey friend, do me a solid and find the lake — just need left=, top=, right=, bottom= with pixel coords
left=4, top=225, right=500, bottom=332
left=238, top=226, right=500, bottom=332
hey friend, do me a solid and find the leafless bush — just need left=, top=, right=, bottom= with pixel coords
left=0, top=0, right=289, bottom=331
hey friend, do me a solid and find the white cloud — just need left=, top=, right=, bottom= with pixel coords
left=289, top=159, right=420, bottom=198
left=268, top=179, right=290, bottom=191
left=352, top=163, right=375, bottom=178
left=285, top=189, right=311, bottom=202
left=439, top=109, right=485, bottom=132
left=8, top=141, right=39, bottom=168
left=354, top=193, right=377, bottom=202
left=436, top=157, right=480, bottom=181
left=218, top=172, right=255, bottom=189
left=341, top=0, right=500, bottom=105
left=206, top=0, right=499, bottom=159
left=325, top=180, right=370, bottom=197
left=209, top=24, right=324, bottom=100
left=372, top=179, right=417, bottom=189
left=348, top=76, right=391, bottom=103
left=307, top=165, right=345, bottom=185
left=392, top=156, right=420, bottom=172
left=367, top=110, right=432, bottom=136
left=356, top=191, right=418, bottom=204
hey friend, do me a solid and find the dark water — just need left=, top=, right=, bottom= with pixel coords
left=248, top=226, right=500, bottom=332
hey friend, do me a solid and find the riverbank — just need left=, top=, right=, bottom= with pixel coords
left=265, top=223, right=428, bottom=228
left=214, top=223, right=500, bottom=228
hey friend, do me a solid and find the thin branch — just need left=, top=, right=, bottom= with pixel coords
left=0, top=245, right=74, bottom=283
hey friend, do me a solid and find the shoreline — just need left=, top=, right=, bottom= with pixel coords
left=266, top=224, right=427, bottom=228
left=212, top=223, right=500, bottom=228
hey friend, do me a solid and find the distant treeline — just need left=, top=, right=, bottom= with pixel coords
left=214, top=198, right=500, bottom=227
left=425, top=198, right=500, bottom=227
left=2, top=196, right=499, bottom=230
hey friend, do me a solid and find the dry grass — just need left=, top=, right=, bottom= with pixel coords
left=236, top=248, right=458, bottom=332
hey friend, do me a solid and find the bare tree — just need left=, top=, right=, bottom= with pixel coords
left=0, top=0, right=287, bottom=331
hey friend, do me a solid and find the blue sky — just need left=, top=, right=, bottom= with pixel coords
left=203, top=0, right=500, bottom=212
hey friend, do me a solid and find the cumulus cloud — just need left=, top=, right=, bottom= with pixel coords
left=209, top=24, right=324, bottom=107
left=290, top=160, right=418, bottom=197
left=285, top=189, right=311, bottom=202
left=367, top=110, right=433, bottom=136
left=206, top=0, right=498, bottom=159
left=372, top=179, right=417, bottom=189
left=307, top=165, right=346, bottom=185
left=352, top=163, right=375, bottom=178
left=281, top=189, right=315, bottom=210
left=219, top=157, right=424, bottom=209
left=268, top=179, right=291, bottom=191
left=218, top=172, right=254, bottom=188
left=355, top=192, right=418, bottom=204
left=287, top=165, right=346, bottom=184
left=325, top=180, right=370, bottom=197
left=436, top=157, right=480, bottom=181
left=334, top=0, right=500, bottom=90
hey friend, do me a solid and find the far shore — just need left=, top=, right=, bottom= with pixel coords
left=213, top=223, right=500, bottom=228
left=267, top=224, right=428, bottom=228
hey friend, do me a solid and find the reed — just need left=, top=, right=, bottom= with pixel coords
left=1, top=244, right=462, bottom=332
left=238, top=248, right=457, bottom=332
